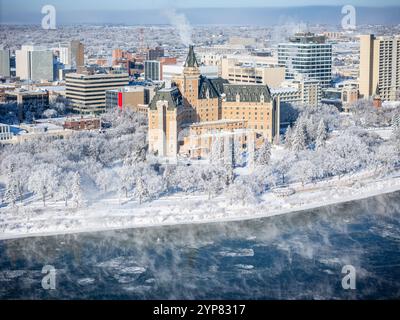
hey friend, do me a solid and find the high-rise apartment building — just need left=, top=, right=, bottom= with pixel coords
left=0, top=48, right=11, bottom=77
left=359, top=34, right=400, bottom=101
left=278, top=32, right=332, bottom=88
left=16, top=45, right=54, bottom=82
left=66, top=72, right=129, bottom=114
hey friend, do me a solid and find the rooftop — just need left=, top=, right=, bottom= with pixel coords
left=288, top=32, right=327, bottom=44
left=66, top=72, right=129, bottom=79
left=149, top=87, right=183, bottom=110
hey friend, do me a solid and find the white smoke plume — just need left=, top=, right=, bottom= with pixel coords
left=271, top=18, right=308, bottom=44
left=165, top=9, right=193, bottom=47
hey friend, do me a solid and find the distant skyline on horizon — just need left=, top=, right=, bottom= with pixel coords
left=1, top=0, right=400, bottom=12
left=1, top=2, right=400, bottom=26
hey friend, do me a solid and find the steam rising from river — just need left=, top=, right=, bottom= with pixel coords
left=1, top=191, right=400, bottom=299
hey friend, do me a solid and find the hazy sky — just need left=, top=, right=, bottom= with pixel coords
left=1, top=0, right=400, bottom=13
left=1, top=0, right=399, bottom=25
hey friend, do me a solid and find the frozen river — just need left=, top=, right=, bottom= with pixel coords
left=1, top=191, right=400, bottom=299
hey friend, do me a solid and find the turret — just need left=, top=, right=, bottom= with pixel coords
left=184, top=45, right=200, bottom=68
left=183, top=45, right=200, bottom=76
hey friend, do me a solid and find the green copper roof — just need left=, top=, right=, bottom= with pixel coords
left=184, top=45, right=199, bottom=68
left=149, top=87, right=183, bottom=110
left=198, top=76, right=272, bottom=102
left=222, top=84, right=272, bottom=103
left=198, top=76, right=228, bottom=99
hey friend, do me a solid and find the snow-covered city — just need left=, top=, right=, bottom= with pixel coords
left=1, top=0, right=400, bottom=305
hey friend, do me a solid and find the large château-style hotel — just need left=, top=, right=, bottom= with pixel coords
left=148, top=46, right=281, bottom=159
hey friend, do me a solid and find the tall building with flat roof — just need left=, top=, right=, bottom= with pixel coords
left=0, top=49, right=10, bottom=77
left=144, top=60, right=161, bottom=81
left=278, top=33, right=332, bottom=88
left=16, top=45, right=54, bottom=82
left=359, top=34, right=400, bottom=102
left=221, top=57, right=285, bottom=87
left=54, top=45, right=70, bottom=66
left=66, top=72, right=129, bottom=114
left=69, top=40, right=84, bottom=69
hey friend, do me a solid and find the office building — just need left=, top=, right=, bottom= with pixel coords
left=221, top=57, right=285, bottom=87
left=16, top=45, right=54, bottom=82
left=0, top=49, right=11, bottom=77
left=106, top=86, right=156, bottom=115
left=66, top=72, right=129, bottom=114
left=144, top=60, right=161, bottom=81
left=5, top=89, right=49, bottom=121
left=278, top=32, right=332, bottom=88
left=359, top=34, right=400, bottom=101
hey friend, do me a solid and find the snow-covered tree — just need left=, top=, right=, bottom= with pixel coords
left=225, top=165, right=235, bottom=186
left=291, top=123, right=307, bottom=152
left=42, top=108, right=58, bottom=119
left=177, top=166, right=200, bottom=194
left=374, top=144, right=399, bottom=175
left=118, top=164, right=134, bottom=199
left=392, top=116, right=400, bottom=152
left=272, top=134, right=281, bottom=146
left=284, top=126, right=293, bottom=149
left=272, top=153, right=295, bottom=185
left=256, top=140, right=272, bottom=167
left=210, top=137, right=224, bottom=165
left=226, top=181, right=257, bottom=206
left=200, top=166, right=225, bottom=200
left=27, top=164, right=59, bottom=207
left=134, top=177, right=149, bottom=204
left=162, top=165, right=175, bottom=192
left=315, top=119, right=328, bottom=150
left=324, top=133, right=370, bottom=178
left=289, top=159, right=315, bottom=186
left=4, top=174, right=18, bottom=207
left=71, top=172, right=83, bottom=209
left=56, top=172, right=75, bottom=207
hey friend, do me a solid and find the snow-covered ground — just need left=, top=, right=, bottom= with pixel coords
left=1, top=169, right=400, bottom=241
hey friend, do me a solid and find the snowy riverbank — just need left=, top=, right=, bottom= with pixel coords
left=1, top=170, right=400, bottom=241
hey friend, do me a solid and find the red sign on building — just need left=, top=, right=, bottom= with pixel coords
left=118, top=92, right=123, bottom=110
